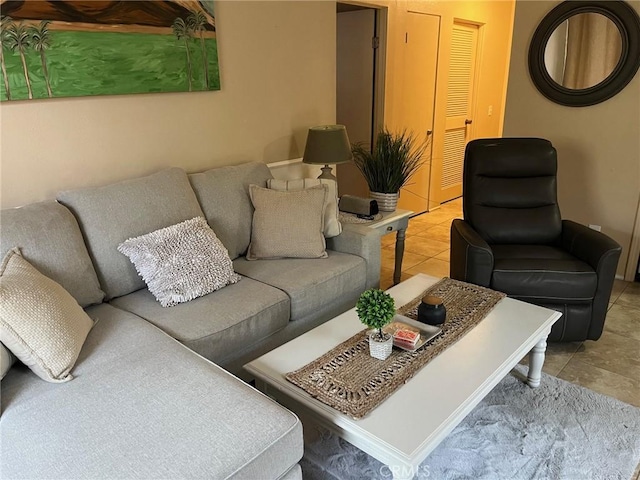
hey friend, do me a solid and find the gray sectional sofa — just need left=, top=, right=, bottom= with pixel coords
left=0, top=162, right=380, bottom=479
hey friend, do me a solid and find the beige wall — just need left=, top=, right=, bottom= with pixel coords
left=503, top=0, right=640, bottom=277
left=0, top=1, right=335, bottom=208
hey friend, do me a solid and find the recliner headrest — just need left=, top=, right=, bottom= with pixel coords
left=466, top=138, right=556, bottom=178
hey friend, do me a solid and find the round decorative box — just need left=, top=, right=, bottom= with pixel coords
left=417, top=295, right=447, bottom=325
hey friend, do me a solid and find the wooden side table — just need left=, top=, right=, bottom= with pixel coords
left=342, top=209, right=413, bottom=286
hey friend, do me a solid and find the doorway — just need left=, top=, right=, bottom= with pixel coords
left=335, top=2, right=387, bottom=197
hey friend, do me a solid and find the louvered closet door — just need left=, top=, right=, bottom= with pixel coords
left=440, top=22, right=478, bottom=203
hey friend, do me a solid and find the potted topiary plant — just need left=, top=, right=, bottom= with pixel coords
left=351, top=128, right=429, bottom=211
left=356, top=288, right=396, bottom=360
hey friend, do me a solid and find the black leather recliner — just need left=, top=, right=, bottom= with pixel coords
left=450, top=138, right=622, bottom=342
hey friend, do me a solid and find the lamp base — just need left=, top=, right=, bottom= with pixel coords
left=318, top=165, right=337, bottom=181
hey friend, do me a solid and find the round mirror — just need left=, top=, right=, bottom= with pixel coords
left=529, top=1, right=640, bottom=106
left=544, top=13, right=622, bottom=89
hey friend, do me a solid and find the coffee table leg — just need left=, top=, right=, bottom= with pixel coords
left=527, top=331, right=549, bottom=388
left=393, top=228, right=406, bottom=285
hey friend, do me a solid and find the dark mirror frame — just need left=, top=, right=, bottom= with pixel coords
left=528, top=0, right=640, bottom=107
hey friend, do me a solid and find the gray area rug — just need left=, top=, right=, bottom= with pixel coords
left=301, top=365, right=640, bottom=480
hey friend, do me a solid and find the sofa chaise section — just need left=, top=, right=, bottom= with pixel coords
left=1, top=303, right=303, bottom=479
left=1, top=198, right=303, bottom=479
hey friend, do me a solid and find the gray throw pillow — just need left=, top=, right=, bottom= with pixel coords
left=247, top=184, right=328, bottom=260
left=118, top=217, right=241, bottom=307
left=0, top=248, right=94, bottom=383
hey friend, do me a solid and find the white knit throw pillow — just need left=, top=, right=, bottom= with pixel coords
left=118, top=217, right=241, bottom=307
left=0, top=248, right=94, bottom=383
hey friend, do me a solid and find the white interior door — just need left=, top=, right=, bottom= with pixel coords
left=439, top=22, right=479, bottom=203
left=397, top=12, right=440, bottom=215
left=336, top=8, right=376, bottom=198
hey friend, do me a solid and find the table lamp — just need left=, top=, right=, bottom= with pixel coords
left=302, top=125, right=353, bottom=181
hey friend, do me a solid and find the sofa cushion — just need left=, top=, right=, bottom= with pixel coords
left=233, top=251, right=366, bottom=321
left=268, top=178, right=342, bottom=238
left=110, top=277, right=289, bottom=364
left=247, top=184, right=328, bottom=260
left=189, top=162, right=273, bottom=260
left=491, top=245, right=597, bottom=302
left=118, top=217, right=240, bottom=307
left=1, top=342, right=15, bottom=380
left=0, top=303, right=303, bottom=479
left=0, top=249, right=93, bottom=383
left=57, top=168, right=204, bottom=300
left=0, top=201, right=104, bottom=307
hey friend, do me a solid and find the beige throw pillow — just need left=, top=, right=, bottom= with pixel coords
left=118, top=217, right=241, bottom=307
left=267, top=178, right=342, bottom=238
left=247, top=184, right=328, bottom=260
left=0, top=248, right=94, bottom=383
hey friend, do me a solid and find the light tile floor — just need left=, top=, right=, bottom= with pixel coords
left=379, top=198, right=640, bottom=411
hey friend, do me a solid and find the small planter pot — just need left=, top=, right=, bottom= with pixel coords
left=370, top=192, right=399, bottom=212
left=369, top=332, right=393, bottom=360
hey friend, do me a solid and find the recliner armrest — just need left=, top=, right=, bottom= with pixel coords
left=561, top=219, right=622, bottom=339
left=561, top=220, right=622, bottom=272
left=327, top=225, right=381, bottom=290
left=450, top=219, right=494, bottom=287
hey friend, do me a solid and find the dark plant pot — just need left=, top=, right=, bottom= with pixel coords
left=417, top=295, right=446, bottom=325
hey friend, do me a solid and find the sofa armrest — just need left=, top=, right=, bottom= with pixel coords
left=561, top=220, right=622, bottom=339
left=450, top=219, right=494, bottom=287
left=327, top=225, right=381, bottom=290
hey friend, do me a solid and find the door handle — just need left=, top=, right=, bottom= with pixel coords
left=426, top=130, right=433, bottom=136
left=465, top=119, right=473, bottom=125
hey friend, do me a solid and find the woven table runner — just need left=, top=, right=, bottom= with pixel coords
left=285, top=277, right=506, bottom=419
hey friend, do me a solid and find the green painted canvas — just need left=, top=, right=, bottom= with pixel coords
left=0, top=0, right=220, bottom=101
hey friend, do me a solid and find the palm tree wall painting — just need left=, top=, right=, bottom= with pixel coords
left=5, top=20, right=34, bottom=99
left=0, top=0, right=220, bottom=102
left=171, top=17, right=193, bottom=93
left=0, top=16, right=12, bottom=100
left=29, top=20, right=53, bottom=98
left=189, top=11, right=210, bottom=90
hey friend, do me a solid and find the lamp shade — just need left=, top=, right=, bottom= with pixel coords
left=302, top=125, right=353, bottom=166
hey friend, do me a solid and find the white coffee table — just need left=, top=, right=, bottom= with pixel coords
left=244, top=274, right=561, bottom=479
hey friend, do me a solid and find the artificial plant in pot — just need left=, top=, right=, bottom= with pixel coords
left=351, top=128, right=428, bottom=211
left=356, top=288, right=396, bottom=360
